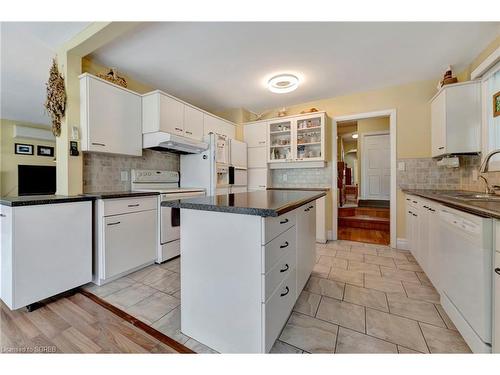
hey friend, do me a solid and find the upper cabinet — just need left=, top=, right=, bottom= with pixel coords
left=80, top=73, right=142, bottom=156
left=142, top=90, right=205, bottom=141
left=203, top=114, right=236, bottom=139
left=430, top=81, right=481, bottom=157
left=268, top=112, right=326, bottom=167
left=244, top=120, right=268, bottom=147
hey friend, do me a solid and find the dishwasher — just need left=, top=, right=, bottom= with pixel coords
left=438, top=206, right=493, bottom=353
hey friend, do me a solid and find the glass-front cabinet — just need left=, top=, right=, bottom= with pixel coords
left=267, top=112, right=326, bottom=165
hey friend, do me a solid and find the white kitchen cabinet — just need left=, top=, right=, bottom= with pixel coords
left=80, top=73, right=142, bottom=156
left=244, top=120, right=268, bottom=147
left=296, top=201, right=316, bottom=292
left=494, top=221, right=500, bottom=353
left=247, top=168, right=269, bottom=190
left=406, top=195, right=420, bottom=262
left=248, top=147, right=267, bottom=168
left=142, top=90, right=206, bottom=141
left=204, top=114, right=236, bottom=139
left=93, top=196, right=157, bottom=285
left=184, top=105, right=204, bottom=140
left=430, top=81, right=481, bottom=157
left=0, top=201, right=92, bottom=310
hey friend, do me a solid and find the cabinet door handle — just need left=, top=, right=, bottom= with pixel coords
left=308, top=205, right=314, bottom=209
left=175, top=127, right=183, bottom=132
left=423, top=206, right=428, bottom=209
left=408, top=211, right=412, bottom=214
left=92, top=142, right=106, bottom=146
left=0, top=213, right=6, bottom=217
left=185, top=131, right=193, bottom=135
left=107, top=221, right=121, bottom=226
left=495, top=268, right=500, bottom=276
left=280, top=286, right=290, bottom=297
left=280, top=241, right=289, bottom=249
left=406, top=198, right=411, bottom=201
left=304, top=208, right=310, bottom=212
left=280, top=264, right=289, bottom=273
left=412, top=201, right=417, bottom=204
left=128, top=204, right=140, bottom=207
left=413, top=214, right=417, bottom=217
left=259, top=141, right=266, bottom=144
left=438, top=147, right=444, bottom=150
left=280, top=218, right=289, bottom=224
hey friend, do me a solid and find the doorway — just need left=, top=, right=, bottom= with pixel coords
left=332, top=110, right=396, bottom=247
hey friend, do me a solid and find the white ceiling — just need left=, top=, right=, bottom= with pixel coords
left=1, top=22, right=90, bottom=126
left=90, top=22, right=500, bottom=113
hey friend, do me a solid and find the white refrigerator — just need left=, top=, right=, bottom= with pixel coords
left=181, top=134, right=247, bottom=196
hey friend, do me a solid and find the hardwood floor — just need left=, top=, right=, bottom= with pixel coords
left=0, top=292, right=181, bottom=353
left=337, top=227, right=390, bottom=245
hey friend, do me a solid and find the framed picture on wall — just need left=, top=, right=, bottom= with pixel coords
left=37, top=145, right=54, bottom=157
left=14, top=143, right=34, bottom=155
left=494, top=91, right=500, bottom=117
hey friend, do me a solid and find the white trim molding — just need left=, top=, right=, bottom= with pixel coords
left=332, top=109, right=397, bottom=248
left=471, top=46, right=500, bottom=80
left=396, top=238, right=409, bottom=250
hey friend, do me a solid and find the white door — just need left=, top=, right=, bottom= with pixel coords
left=362, top=133, right=390, bottom=200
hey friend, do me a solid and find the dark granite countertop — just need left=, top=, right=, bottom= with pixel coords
left=0, top=195, right=95, bottom=207
left=268, top=187, right=330, bottom=192
left=403, top=189, right=500, bottom=220
left=162, top=190, right=326, bottom=217
left=84, top=191, right=160, bottom=199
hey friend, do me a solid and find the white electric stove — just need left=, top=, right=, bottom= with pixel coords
left=131, top=170, right=205, bottom=263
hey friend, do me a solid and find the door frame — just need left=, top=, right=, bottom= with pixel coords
left=360, top=130, right=390, bottom=200
left=332, top=109, right=397, bottom=248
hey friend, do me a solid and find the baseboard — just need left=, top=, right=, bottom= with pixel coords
left=396, top=238, right=408, bottom=250
left=327, top=230, right=334, bottom=241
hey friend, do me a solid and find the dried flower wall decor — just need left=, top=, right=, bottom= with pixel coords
left=44, top=59, right=67, bottom=137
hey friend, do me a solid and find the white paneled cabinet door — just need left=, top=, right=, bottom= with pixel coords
left=184, top=105, right=204, bottom=140
left=244, top=122, right=267, bottom=147
left=82, top=75, right=142, bottom=156
left=431, top=90, right=447, bottom=157
left=104, top=210, right=156, bottom=279
left=248, top=147, right=267, bottom=168
left=160, top=94, right=185, bottom=136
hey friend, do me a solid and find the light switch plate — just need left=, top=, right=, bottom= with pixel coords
left=398, top=162, right=406, bottom=171
left=121, top=171, right=129, bottom=182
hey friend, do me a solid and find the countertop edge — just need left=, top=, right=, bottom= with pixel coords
left=0, top=196, right=96, bottom=207
left=84, top=191, right=160, bottom=199
left=402, top=189, right=500, bottom=220
left=162, top=191, right=327, bottom=217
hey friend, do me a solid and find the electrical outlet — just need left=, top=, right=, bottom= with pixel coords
left=398, top=162, right=406, bottom=171
left=120, top=171, right=129, bottom=182
left=472, top=169, right=479, bottom=182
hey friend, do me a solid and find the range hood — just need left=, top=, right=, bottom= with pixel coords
left=143, top=132, right=209, bottom=154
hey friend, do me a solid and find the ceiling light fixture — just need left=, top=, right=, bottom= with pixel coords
left=267, top=74, right=299, bottom=94
left=352, top=133, right=359, bottom=139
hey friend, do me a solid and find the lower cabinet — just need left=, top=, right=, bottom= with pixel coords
left=94, top=196, right=158, bottom=285
left=296, top=201, right=316, bottom=292
left=0, top=201, right=92, bottom=310
left=494, top=221, right=500, bottom=353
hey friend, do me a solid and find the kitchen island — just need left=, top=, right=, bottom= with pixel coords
left=162, top=190, right=325, bottom=353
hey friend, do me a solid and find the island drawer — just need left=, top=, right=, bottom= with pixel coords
left=262, top=225, right=296, bottom=273
left=262, top=245, right=296, bottom=302
left=103, top=196, right=157, bottom=216
left=262, top=210, right=296, bottom=244
left=262, top=268, right=297, bottom=353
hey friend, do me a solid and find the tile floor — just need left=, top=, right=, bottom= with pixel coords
left=83, top=240, right=471, bottom=354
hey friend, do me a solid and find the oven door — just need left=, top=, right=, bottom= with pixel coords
left=161, top=206, right=180, bottom=245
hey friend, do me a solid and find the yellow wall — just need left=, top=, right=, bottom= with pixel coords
left=212, top=108, right=253, bottom=141
left=0, top=119, right=56, bottom=196
left=357, top=116, right=390, bottom=194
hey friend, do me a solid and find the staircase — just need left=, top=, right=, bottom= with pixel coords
left=338, top=206, right=390, bottom=244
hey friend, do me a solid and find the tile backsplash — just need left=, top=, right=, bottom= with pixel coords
left=83, top=150, right=179, bottom=193
left=397, top=155, right=500, bottom=192
left=271, top=163, right=332, bottom=188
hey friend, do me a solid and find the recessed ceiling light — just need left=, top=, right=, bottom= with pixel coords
left=352, top=133, right=358, bottom=139
left=267, top=74, right=299, bottom=94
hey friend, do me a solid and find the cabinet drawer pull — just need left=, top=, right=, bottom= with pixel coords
left=107, top=221, right=121, bottom=226
left=128, top=204, right=140, bottom=207
left=412, top=214, right=417, bottom=217
left=423, top=205, right=428, bottom=209
left=92, top=142, right=106, bottom=146
left=406, top=198, right=411, bottom=201
left=185, top=131, right=193, bottom=135
left=280, top=218, right=289, bottom=224
left=412, top=201, right=417, bottom=204
left=495, top=268, right=500, bottom=276
left=0, top=213, right=6, bottom=217
left=304, top=208, right=310, bottom=212
left=280, top=264, right=289, bottom=273
left=408, top=211, right=412, bottom=214
left=175, top=127, right=183, bottom=132
left=280, top=241, right=289, bottom=249
left=280, top=286, right=290, bottom=297
left=308, top=205, right=314, bottom=209
left=259, top=141, right=266, bottom=144
left=438, top=147, right=444, bottom=150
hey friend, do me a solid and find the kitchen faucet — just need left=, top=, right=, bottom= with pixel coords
left=479, top=149, right=500, bottom=194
